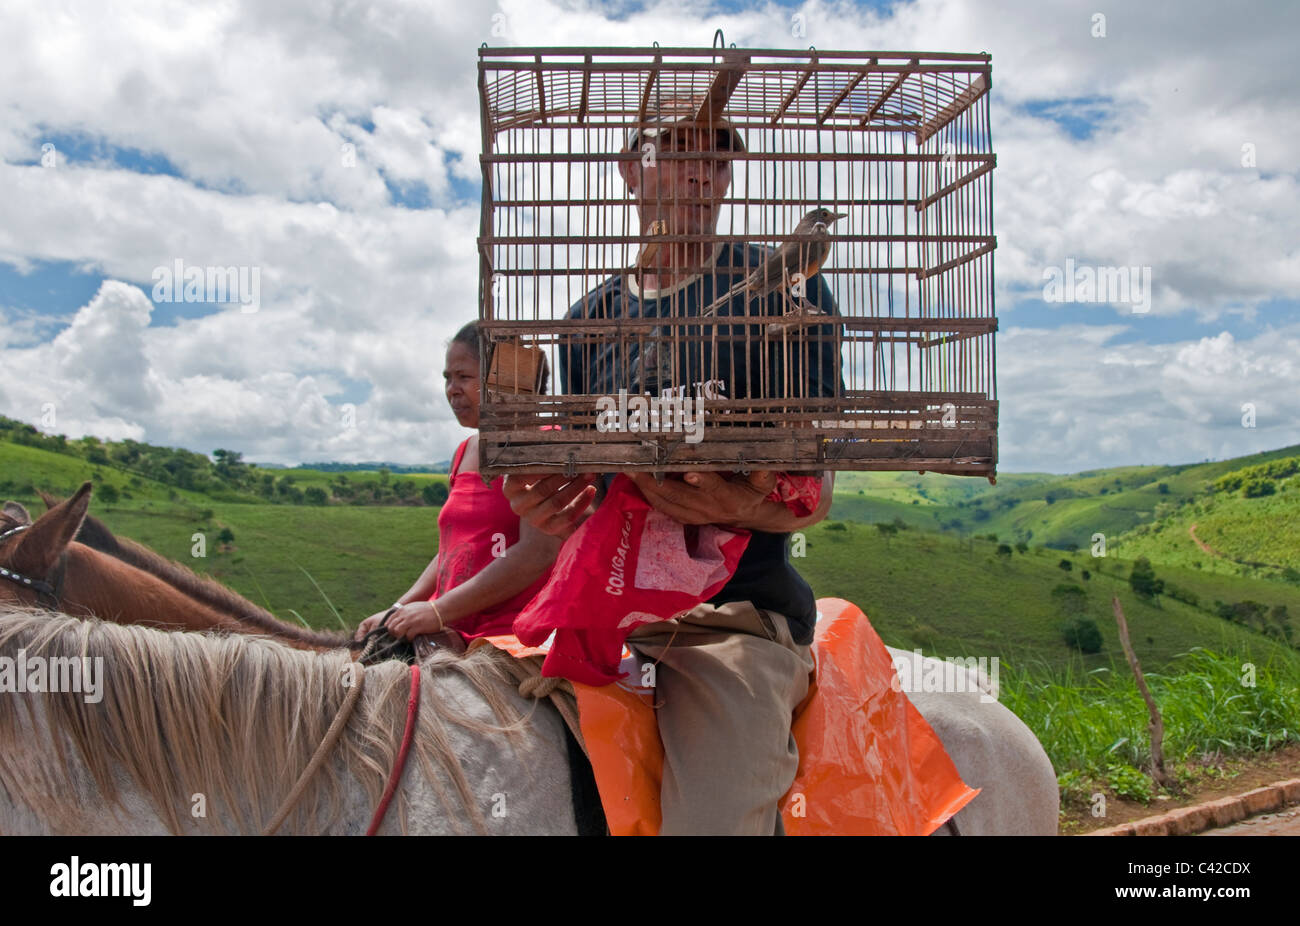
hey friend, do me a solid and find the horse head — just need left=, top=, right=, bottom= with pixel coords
left=20, top=486, right=355, bottom=651
left=0, top=483, right=92, bottom=610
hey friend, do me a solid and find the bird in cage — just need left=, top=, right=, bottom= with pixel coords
left=699, top=207, right=846, bottom=317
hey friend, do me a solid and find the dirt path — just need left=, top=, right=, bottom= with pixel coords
left=1188, top=523, right=1221, bottom=557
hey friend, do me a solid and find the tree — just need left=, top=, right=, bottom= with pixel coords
left=1128, top=556, right=1164, bottom=599
left=996, top=543, right=1012, bottom=558
left=217, top=527, right=235, bottom=546
left=304, top=486, right=328, bottom=505
left=422, top=483, right=449, bottom=506
left=1015, top=541, right=1029, bottom=554
left=96, top=483, right=120, bottom=505
left=1058, top=559, right=1072, bottom=572
left=875, top=522, right=898, bottom=548
left=213, top=448, right=250, bottom=486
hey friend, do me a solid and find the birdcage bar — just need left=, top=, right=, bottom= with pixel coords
left=477, top=46, right=996, bottom=477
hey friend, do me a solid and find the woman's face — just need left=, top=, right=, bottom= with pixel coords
left=444, top=341, right=481, bottom=429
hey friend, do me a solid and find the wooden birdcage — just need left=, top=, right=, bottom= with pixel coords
left=476, top=45, right=997, bottom=479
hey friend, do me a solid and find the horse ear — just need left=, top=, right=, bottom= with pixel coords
left=9, top=482, right=93, bottom=577
left=2, top=501, right=32, bottom=525
left=37, top=489, right=62, bottom=511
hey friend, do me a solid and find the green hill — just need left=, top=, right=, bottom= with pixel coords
left=1115, top=462, right=1300, bottom=580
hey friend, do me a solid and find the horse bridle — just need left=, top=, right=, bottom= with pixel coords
left=0, top=524, right=67, bottom=609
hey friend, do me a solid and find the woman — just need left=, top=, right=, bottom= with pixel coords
left=355, top=322, right=561, bottom=646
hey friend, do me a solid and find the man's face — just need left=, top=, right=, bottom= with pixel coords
left=624, top=126, right=733, bottom=235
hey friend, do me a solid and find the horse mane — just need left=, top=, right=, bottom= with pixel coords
left=0, top=608, right=532, bottom=835
left=72, top=511, right=353, bottom=651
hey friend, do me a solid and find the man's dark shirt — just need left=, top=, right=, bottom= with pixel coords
left=559, top=242, right=843, bottom=646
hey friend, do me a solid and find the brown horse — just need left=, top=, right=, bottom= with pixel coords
left=0, top=483, right=350, bottom=652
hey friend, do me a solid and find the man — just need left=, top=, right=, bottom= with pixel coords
left=503, top=114, right=841, bottom=835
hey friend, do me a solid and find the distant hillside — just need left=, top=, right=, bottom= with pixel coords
left=0, top=416, right=449, bottom=509
left=1116, top=457, right=1300, bottom=580
left=297, top=461, right=450, bottom=474
left=829, top=444, right=1300, bottom=557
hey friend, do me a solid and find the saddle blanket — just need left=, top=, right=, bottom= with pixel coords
left=482, top=597, right=978, bottom=836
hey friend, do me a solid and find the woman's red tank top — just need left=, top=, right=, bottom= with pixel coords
left=433, top=438, right=552, bottom=640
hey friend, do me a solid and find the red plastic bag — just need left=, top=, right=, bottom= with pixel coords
left=768, top=473, right=821, bottom=517
left=512, top=474, right=751, bottom=685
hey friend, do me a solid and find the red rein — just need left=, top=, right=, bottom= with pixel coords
left=366, top=663, right=421, bottom=836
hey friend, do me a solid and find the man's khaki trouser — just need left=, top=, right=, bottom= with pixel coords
left=627, top=599, right=815, bottom=836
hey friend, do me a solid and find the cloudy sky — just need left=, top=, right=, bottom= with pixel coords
left=1, top=0, right=1296, bottom=474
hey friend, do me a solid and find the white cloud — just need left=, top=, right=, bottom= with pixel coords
left=999, top=324, right=1300, bottom=472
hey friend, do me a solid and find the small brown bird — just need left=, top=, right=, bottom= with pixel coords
left=701, top=207, right=846, bottom=316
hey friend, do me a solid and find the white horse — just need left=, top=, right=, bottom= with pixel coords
left=0, top=607, right=1057, bottom=835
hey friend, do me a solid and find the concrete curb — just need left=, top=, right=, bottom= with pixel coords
left=1085, top=778, right=1300, bottom=836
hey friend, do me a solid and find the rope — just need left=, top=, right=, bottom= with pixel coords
left=366, top=663, right=421, bottom=835
left=262, top=659, right=367, bottom=835
left=473, top=643, right=586, bottom=757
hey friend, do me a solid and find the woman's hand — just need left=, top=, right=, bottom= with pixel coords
left=355, top=608, right=393, bottom=641
left=384, top=601, right=445, bottom=641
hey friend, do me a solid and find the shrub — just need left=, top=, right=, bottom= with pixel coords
left=1058, top=559, right=1073, bottom=572
left=996, top=543, right=1012, bottom=557
left=96, top=483, right=120, bottom=505
left=1106, top=763, right=1154, bottom=803
left=1129, top=556, right=1164, bottom=599
left=422, top=483, right=449, bottom=506
left=1063, top=618, right=1103, bottom=654
left=825, top=520, right=848, bottom=532
left=304, top=486, right=328, bottom=505
left=1164, top=583, right=1199, bottom=607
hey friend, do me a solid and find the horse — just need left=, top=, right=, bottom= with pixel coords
left=1, top=485, right=1060, bottom=835
left=2, top=484, right=350, bottom=652
left=0, top=606, right=582, bottom=834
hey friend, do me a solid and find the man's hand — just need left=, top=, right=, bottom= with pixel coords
left=502, top=472, right=600, bottom=539
left=629, top=470, right=776, bottom=527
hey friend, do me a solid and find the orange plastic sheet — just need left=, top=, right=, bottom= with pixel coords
left=781, top=597, right=978, bottom=835
left=481, top=597, right=977, bottom=836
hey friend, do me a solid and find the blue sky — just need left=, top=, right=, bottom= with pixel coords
left=0, top=0, right=1296, bottom=473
